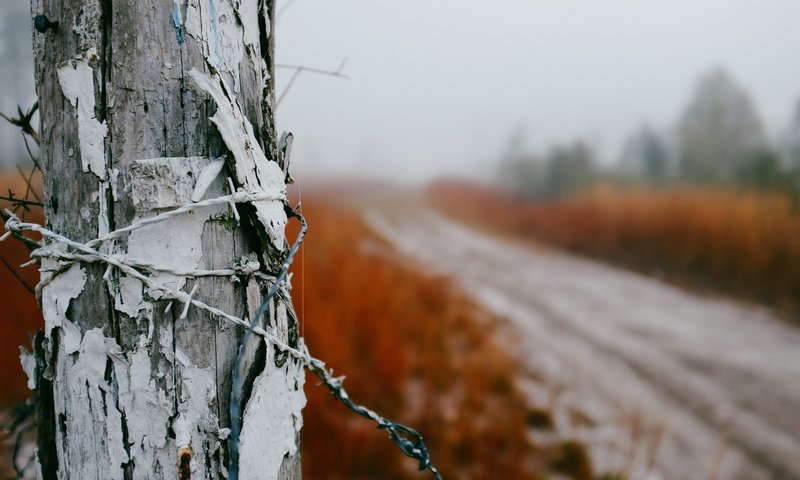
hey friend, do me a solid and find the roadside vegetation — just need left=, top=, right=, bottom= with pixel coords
left=0, top=173, right=42, bottom=407
left=429, top=179, right=800, bottom=320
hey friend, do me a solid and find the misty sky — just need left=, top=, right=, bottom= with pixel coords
left=275, top=0, right=800, bottom=183
left=2, top=1, right=800, bottom=183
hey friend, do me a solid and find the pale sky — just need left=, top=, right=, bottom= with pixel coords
left=2, top=1, right=799, bottom=182
left=274, top=0, right=800, bottom=182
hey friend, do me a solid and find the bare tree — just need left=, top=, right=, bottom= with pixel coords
left=24, top=0, right=303, bottom=478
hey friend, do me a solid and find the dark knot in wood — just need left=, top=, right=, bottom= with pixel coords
left=178, top=448, right=192, bottom=480
left=33, top=15, right=59, bottom=33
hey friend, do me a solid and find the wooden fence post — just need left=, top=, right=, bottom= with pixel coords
left=28, top=0, right=302, bottom=478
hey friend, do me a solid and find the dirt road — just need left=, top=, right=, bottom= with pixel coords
left=368, top=208, right=800, bottom=480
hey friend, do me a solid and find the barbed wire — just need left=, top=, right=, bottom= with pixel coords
left=1, top=185, right=443, bottom=479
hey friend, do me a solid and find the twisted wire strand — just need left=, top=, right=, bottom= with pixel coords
left=2, top=193, right=444, bottom=480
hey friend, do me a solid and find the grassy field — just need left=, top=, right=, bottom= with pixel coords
left=429, top=179, right=800, bottom=320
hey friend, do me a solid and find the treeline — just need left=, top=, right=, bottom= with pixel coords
left=500, top=68, right=800, bottom=199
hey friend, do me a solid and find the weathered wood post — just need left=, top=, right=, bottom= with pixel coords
left=27, top=0, right=303, bottom=478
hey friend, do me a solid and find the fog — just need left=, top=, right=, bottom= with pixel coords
left=3, top=0, right=800, bottom=183
left=275, top=0, right=800, bottom=182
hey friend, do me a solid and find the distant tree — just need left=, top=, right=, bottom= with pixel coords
left=498, top=152, right=543, bottom=197
left=677, top=68, right=766, bottom=183
left=783, top=100, right=800, bottom=169
left=499, top=140, right=597, bottom=199
left=497, top=125, right=542, bottom=195
left=617, top=125, right=671, bottom=184
left=736, top=148, right=785, bottom=189
left=542, top=141, right=596, bottom=198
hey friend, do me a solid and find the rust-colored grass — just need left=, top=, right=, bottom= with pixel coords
left=428, top=179, right=800, bottom=319
left=0, top=171, right=43, bottom=407
left=289, top=195, right=539, bottom=479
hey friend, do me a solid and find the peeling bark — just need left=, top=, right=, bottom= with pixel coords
left=29, top=0, right=301, bottom=478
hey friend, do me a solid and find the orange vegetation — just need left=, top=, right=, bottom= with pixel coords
left=289, top=195, right=539, bottom=479
left=0, top=172, right=42, bottom=407
left=428, top=179, right=800, bottom=319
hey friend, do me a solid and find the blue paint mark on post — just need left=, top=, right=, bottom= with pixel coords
left=228, top=210, right=307, bottom=480
left=172, top=0, right=184, bottom=44
left=208, top=0, right=224, bottom=69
